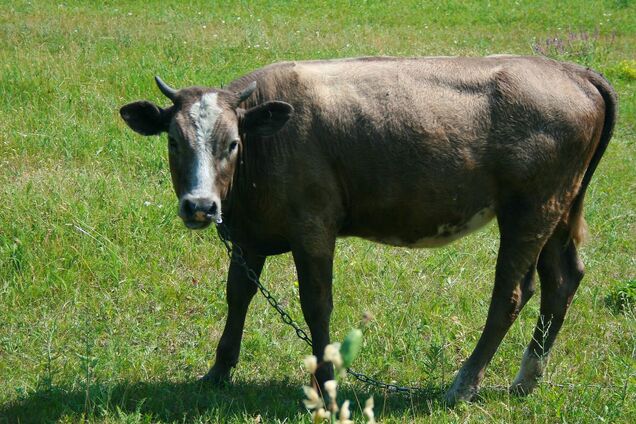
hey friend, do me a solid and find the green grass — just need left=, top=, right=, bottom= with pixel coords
left=1, top=0, right=635, bottom=422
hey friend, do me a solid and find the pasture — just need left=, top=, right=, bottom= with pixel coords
left=1, top=0, right=635, bottom=422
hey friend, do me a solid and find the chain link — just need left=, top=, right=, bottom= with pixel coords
left=215, top=222, right=435, bottom=394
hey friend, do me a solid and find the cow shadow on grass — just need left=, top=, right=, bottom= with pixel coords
left=0, top=378, right=514, bottom=422
left=2, top=379, right=302, bottom=423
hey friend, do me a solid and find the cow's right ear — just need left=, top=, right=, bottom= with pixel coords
left=119, top=101, right=172, bottom=136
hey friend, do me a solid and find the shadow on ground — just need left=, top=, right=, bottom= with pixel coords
left=1, top=379, right=300, bottom=423
left=0, top=378, right=514, bottom=422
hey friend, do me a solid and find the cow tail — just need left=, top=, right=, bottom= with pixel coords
left=569, top=70, right=617, bottom=245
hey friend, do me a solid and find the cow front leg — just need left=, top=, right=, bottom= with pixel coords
left=292, top=235, right=336, bottom=395
left=200, top=249, right=265, bottom=386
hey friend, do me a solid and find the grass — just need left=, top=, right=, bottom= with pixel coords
left=1, top=0, right=635, bottom=422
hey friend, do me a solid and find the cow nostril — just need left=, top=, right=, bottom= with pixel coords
left=182, top=198, right=196, bottom=217
left=207, top=201, right=218, bottom=218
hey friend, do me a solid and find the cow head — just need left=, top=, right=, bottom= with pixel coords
left=120, top=77, right=293, bottom=229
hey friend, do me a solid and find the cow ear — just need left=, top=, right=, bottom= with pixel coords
left=240, top=101, right=293, bottom=137
left=120, top=101, right=172, bottom=136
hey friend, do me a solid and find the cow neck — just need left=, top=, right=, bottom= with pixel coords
left=222, top=132, right=270, bottom=231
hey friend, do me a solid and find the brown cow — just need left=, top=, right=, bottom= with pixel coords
left=120, top=56, right=616, bottom=404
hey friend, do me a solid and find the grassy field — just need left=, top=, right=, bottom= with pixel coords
left=1, top=0, right=635, bottom=422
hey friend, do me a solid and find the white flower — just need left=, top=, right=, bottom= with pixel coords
left=302, top=385, right=323, bottom=410
left=312, top=407, right=331, bottom=422
left=338, top=400, right=354, bottom=424
left=324, top=379, right=337, bottom=400
left=324, top=379, right=339, bottom=413
left=323, top=343, right=343, bottom=369
left=304, top=355, right=318, bottom=374
left=363, top=396, right=375, bottom=424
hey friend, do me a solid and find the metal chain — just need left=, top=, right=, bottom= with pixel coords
left=215, top=223, right=314, bottom=347
left=215, top=222, right=434, bottom=395
left=214, top=223, right=625, bottom=396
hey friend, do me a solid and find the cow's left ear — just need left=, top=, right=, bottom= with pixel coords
left=239, top=101, right=294, bottom=137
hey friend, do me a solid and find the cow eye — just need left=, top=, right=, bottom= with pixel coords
left=228, top=141, right=239, bottom=153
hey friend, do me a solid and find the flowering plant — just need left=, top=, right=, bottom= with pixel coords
left=302, top=328, right=375, bottom=423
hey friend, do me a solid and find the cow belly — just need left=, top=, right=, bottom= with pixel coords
left=367, top=206, right=495, bottom=248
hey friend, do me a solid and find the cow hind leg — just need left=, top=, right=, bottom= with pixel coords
left=445, top=199, right=559, bottom=405
left=510, top=225, right=584, bottom=395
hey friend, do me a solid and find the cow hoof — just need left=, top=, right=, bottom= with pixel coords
left=444, top=385, right=477, bottom=406
left=444, top=366, right=483, bottom=406
left=444, top=378, right=478, bottom=406
left=510, top=349, right=545, bottom=396
left=198, top=365, right=231, bottom=387
left=509, top=380, right=537, bottom=396
left=510, top=370, right=541, bottom=396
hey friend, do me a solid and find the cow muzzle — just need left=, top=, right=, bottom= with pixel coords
left=178, top=194, right=221, bottom=229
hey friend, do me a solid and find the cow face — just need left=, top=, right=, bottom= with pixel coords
left=120, top=77, right=293, bottom=229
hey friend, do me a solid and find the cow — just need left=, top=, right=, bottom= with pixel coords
left=119, top=56, right=616, bottom=404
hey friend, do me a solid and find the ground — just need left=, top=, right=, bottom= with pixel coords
left=1, top=1, right=635, bottom=422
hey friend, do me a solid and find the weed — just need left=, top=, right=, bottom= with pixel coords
left=302, top=328, right=374, bottom=423
left=531, top=29, right=615, bottom=65
left=604, top=59, right=636, bottom=81
left=605, top=279, right=636, bottom=314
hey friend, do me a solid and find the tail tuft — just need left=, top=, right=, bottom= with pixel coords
left=570, top=215, right=589, bottom=246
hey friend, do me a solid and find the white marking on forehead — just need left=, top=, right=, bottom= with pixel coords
left=189, top=92, right=222, bottom=149
left=186, top=92, right=222, bottom=198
